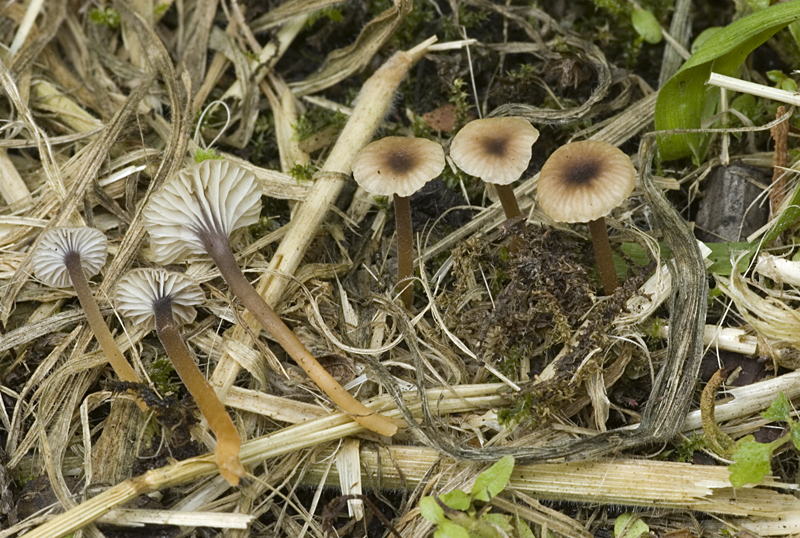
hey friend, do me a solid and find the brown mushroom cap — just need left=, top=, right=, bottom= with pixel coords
left=143, top=160, right=262, bottom=264
left=449, top=117, right=539, bottom=185
left=115, top=268, right=205, bottom=330
left=32, top=226, right=108, bottom=288
left=351, top=137, right=445, bottom=197
left=537, top=140, right=635, bottom=223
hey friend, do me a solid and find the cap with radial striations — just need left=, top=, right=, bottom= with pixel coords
left=449, top=117, right=539, bottom=185
left=351, top=137, right=445, bottom=197
left=537, top=140, right=636, bottom=224
left=32, top=226, right=107, bottom=288
left=142, top=160, right=262, bottom=264
left=114, top=268, right=205, bottom=329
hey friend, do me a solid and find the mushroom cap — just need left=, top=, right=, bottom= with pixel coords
left=143, top=160, right=262, bottom=264
left=351, top=137, right=445, bottom=197
left=537, top=140, right=636, bottom=224
left=115, top=268, right=205, bottom=329
left=32, top=227, right=108, bottom=288
left=449, top=117, right=539, bottom=185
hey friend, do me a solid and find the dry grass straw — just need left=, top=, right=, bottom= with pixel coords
left=2, top=1, right=800, bottom=537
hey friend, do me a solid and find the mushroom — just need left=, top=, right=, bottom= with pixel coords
left=449, top=117, right=539, bottom=221
left=536, top=140, right=636, bottom=294
left=115, top=268, right=245, bottom=486
left=351, top=137, right=445, bottom=307
left=143, top=160, right=398, bottom=437
left=31, top=226, right=140, bottom=383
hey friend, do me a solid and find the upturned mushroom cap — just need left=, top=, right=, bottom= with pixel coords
left=143, top=160, right=262, bottom=264
left=32, top=227, right=108, bottom=288
left=537, top=140, right=636, bottom=224
left=351, top=137, right=445, bottom=197
left=115, top=268, right=205, bottom=330
left=449, top=117, right=539, bottom=185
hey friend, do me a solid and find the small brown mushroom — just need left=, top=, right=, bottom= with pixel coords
left=351, top=137, right=445, bottom=307
left=31, top=226, right=140, bottom=383
left=537, top=140, right=636, bottom=294
left=115, top=268, right=245, bottom=486
left=143, top=160, right=398, bottom=437
left=449, top=117, right=539, bottom=221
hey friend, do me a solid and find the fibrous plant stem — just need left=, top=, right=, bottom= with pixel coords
left=203, top=233, right=399, bottom=437
left=588, top=218, right=617, bottom=294
left=394, top=194, right=414, bottom=308
left=153, top=298, right=245, bottom=486
left=64, top=251, right=140, bottom=383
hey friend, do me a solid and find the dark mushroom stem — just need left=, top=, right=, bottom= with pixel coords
left=494, top=184, right=522, bottom=221
left=63, top=251, right=140, bottom=384
left=588, top=218, right=618, bottom=294
left=152, top=297, right=244, bottom=486
left=394, top=194, right=414, bottom=308
left=201, top=231, right=399, bottom=437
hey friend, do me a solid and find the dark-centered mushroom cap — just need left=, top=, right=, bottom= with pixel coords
left=115, top=268, right=205, bottom=329
left=351, top=137, right=445, bottom=197
left=537, top=140, right=635, bottom=223
left=32, top=226, right=108, bottom=288
left=143, top=160, right=262, bottom=264
left=449, top=117, right=539, bottom=185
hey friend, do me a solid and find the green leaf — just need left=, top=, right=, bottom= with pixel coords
left=517, top=517, right=536, bottom=538
left=471, top=456, right=514, bottom=502
left=440, top=489, right=471, bottom=511
left=194, top=147, right=224, bottom=163
left=704, top=242, right=753, bottom=275
left=614, top=514, right=650, bottom=538
left=480, top=513, right=514, bottom=533
left=762, top=393, right=792, bottom=422
left=420, top=497, right=447, bottom=525
left=691, top=27, right=722, bottom=54
left=631, top=9, right=662, bottom=44
left=791, top=423, right=800, bottom=450
left=654, top=0, right=800, bottom=162
left=434, top=521, right=471, bottom=538
left=729, top=436, right=774, bottom=487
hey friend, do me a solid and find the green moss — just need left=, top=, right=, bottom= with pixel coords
left=293, top=109, right=347, bottom=142
left=149, top=356, right=178, bottom=396
left=89, top=7, right=121, bottom=29
left=289, top=163, right=318, bottom=182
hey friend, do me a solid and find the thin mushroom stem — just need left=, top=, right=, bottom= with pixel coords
left=203, top=233, right=399, bottom=437
left=153, top=298, right=244, bottom=486
left=494, top=184, right=522, bottom=221
left=63, top=251, right=140, bottom=383
left=394, top=194, right=414, bottom=308
left=588, top=218, right=618, bottom=294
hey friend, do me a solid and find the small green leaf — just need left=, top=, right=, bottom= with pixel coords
left=631, top=9, right=662, bottom=44
left=762, top=393, right=792, bottom=422
left=704, top=242, right=753, bottom=275
left=481, top=512, right=513, bottom=531
left=434, top=521, right=471, bottom=538
left=614, top=513, right=650, bottom=538
left=791, top=424, right=800, bottom=450
left=729, top=436, right=774, bottom=487
left=471, top=456, right=514, bottom=502
left=440, top=489, right=471, bottom=511
left=691, top=27, right=722, bottom=54
left=517, top=517, right=536, bottom=538
left=420, top=497, right=446, bottom=525
left=194, top=147, right=224, bottom=163
left=655, top=1, right=800, bottom=162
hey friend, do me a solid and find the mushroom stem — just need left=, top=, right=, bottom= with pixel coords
left=588, top=218, right=618, bottom=294
left=394, top=194, right=414, bottom=308
left=203, top=234, right=399, bottom=437
left=63, top=251, right=140, bottom=383
left=153, top=298, right=245, bottom=486
left=495, top=184, right=522, bottom=221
